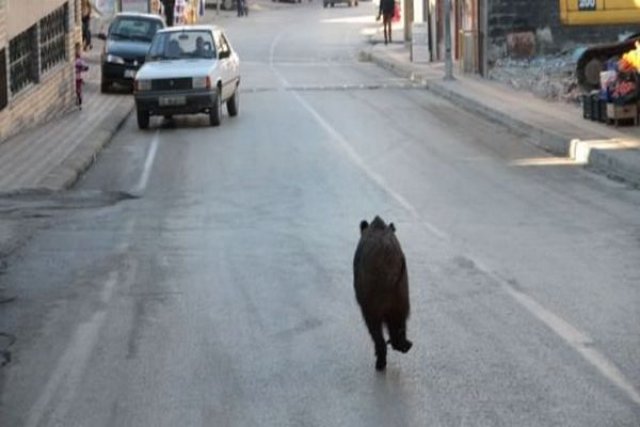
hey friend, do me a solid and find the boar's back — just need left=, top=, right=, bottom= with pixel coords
left=353, top=218, right=408, bottom=311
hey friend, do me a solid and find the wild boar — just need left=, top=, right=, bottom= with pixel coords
left=353, top=216, right=412, bottom=371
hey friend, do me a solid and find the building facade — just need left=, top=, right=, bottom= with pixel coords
left=420, top=0, right=640, bottom=75
left=486, top=0, right=639, bottom=62
left=0, top=0, right=82, bottom=143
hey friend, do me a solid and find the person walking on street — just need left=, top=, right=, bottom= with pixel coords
left=161, top=0, right=176, bottom=26
left=81, top=0, right=100, bottom=51
left=237, top=0, right=248, bottom=17
left=377, top=0, right=395, bottom=45
left=75, top=43, right=89, bottom=109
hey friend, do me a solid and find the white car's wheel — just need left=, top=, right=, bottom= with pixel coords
left=209, top=89, right=222, bottom=126
left=227, top=87, right=239, bottom=117
left=137, top=109, right=149, bottom=130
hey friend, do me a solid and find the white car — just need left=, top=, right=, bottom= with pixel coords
left=133, top=25, right=240, bottom=129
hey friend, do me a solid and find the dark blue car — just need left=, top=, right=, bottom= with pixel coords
left=98, top=12, right=166, bottom=93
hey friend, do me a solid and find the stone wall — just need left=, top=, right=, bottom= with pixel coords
left=487, top=0, right=640, bottom=63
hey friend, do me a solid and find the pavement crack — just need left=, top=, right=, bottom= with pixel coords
left=0, top=189, right=139, bottom=219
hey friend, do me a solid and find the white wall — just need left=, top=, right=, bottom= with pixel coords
left=7, top=0, right=68, bottom=37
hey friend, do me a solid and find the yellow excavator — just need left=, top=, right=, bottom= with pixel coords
left=560, top=0, right=640, bottom=90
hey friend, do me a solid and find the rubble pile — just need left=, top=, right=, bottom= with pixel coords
left=488, top=54, right=582, bottom=104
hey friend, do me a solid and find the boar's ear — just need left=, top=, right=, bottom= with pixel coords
left=389, top=223, right=396, bottom=232
left=360, top=220, right=369, bottom=234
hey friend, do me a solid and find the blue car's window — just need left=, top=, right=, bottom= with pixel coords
left=148, top=31, right=216, bottom=61
left=109, top=18, right=162, bottom=42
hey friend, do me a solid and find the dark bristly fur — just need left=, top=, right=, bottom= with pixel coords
left=353, top=216, right=412, bottom=371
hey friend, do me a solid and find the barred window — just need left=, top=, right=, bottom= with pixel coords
left=9, top=26, right=38, bottom=95
left=40, top=4, right=68, bottom=73
left=0, top=49, right=7, bottom=111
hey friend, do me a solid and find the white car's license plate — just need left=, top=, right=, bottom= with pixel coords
left=124, top=69, right=136, bottom=78
left=159, top=96, right=186, bottom=107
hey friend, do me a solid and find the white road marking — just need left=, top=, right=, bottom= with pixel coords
left=292, top=90, right=448, bottom=242
left=25, top=270, right=120, bottom=427
left=268, top=31, right=447, bottom=241
left=131, top=129, right=160, bottom=196
left=269, top=32, right=286, bottom=87
left=268, top=31, right=640, bottom=408
left=25, top=101, right=151, bottom=427
left=25, top=204, right=140, bottom=425
left=502, top=279, right=640, bottom=406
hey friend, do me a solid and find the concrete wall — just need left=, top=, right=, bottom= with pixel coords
left=0, top=0, right=81, bottom=143
left=487, top=0, right=640, bottom=62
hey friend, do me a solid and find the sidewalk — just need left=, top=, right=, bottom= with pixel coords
left=0, top=38, right=133, bottom=195
left=0, top=36, right=134, bottom=262
left=361, top=40, right=640, bottom=188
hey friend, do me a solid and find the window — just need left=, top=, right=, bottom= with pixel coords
left=9, top=26, right=38, bottom=95
left=0, top=49, right=7, bottom=111
left=217, top=33, right=231, bottom=58
left=40, top=4, right=68, bottom=73
left=110, top=17, right=163, bottom=43
left=148, top=30, right=216, bottom=60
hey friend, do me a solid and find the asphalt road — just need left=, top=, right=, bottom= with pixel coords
left=1, top=2, right=640, bottom=426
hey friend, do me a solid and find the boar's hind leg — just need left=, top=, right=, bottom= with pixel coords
left=364, top=314, right=387, bottom=371
left=387, top=315, right=413, bottom=354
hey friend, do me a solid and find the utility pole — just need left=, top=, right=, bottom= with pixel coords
left=444, top=0, right=454, bottom=80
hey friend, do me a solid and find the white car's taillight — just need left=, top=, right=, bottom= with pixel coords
left=192, top=76, right=211, bottom=89
left=135, top=79, right=151, bottom=92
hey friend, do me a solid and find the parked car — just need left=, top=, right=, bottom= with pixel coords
left=323, top=0, right=358, bottom=7
left=133, top=25, right=241, bottom=129
left=98, top=12, right=166, bottom=93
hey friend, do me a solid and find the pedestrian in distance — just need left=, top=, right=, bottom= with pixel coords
left=81, top=0, right=101, bottom=51
left=161, top=0, right=176, bottom=26
left=237, top=0, right=248, bottom=17
left=377, top=0, right=395, bottom=45
left=75, top=43, right=89, bottom=109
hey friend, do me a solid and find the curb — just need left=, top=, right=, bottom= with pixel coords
left=588, top=147, right=640, bottom=188
left=38, top=101, right=135, bottom=191
left=363, top=47, right=640, bottom=188
left=424, top=80, right=571, bottom=157
left=361, top=48, right=430, bottom=86
left=427, top=81, right=640, bottom=187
